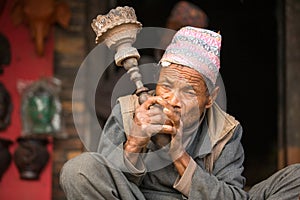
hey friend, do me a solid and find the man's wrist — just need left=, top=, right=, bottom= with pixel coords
left=173, top=152, right=191, bottom=176
left=124, top=140, right=145, bottom=153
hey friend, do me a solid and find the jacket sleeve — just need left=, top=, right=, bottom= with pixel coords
left=189, top=125, right=249, bottom=199
left=97, top=103, right=146, bottom=185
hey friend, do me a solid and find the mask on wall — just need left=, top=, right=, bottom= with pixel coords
left=0, top=82, right=12, bottom=131
left=10, top=0, right=71, bottom=56
left=20, top=77, right=62, bottom=136
left=0, top=33, right=11, bottom=74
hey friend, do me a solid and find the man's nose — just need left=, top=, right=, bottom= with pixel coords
left=166, top=92, right=181, bottom=109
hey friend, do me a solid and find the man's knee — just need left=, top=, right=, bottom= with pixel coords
left=285, top=163, right=300, bottom=172
left=249, top=163, right=300, bottom=200
left=60, top=152, right=137, bottom=199
left=276, top=163, right=300, bottom=180
left=283, top=163, right=300, bottom=181
left=60, top=152, right=100, bottom=189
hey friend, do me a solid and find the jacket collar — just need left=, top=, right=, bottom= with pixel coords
left=188, top=102, right=239, bottom=159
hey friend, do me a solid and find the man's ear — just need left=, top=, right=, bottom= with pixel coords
left=205, top=86, right=220, bottom=109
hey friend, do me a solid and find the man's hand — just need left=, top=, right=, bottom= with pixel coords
left=125, top=96, right=181, bottom=150
left=124, top=95, right=190, bottom=173
left=160, top=104, right=184, bottom=160
left=123, top=96, right=175, bottom=165
left=159, top=104, right=191, bottom=176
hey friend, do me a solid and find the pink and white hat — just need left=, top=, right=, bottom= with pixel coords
left=160, top=26, right=222, bottom=85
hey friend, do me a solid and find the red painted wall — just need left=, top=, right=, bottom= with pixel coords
left=0, top=1, right=53, bottom=199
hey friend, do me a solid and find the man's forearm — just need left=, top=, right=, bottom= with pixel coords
left=124, top=140, right=144, bottom=165
left=173, top=152, right=191, bottom=176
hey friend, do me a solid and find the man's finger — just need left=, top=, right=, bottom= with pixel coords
left=141, top=96, right=165, bottom=110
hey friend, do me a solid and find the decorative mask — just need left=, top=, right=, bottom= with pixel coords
left=0, top=33, right=11, bottom=74
left=0, top=82, right=12, bottom=131
left=10, top=0, right=71, bottom=56
left=21, top=77, right=62, bottom=135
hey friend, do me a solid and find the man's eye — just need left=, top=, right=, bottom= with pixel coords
left=185, top=91, right=196, bottom=96
left=159, top=83, right=171, bottom=89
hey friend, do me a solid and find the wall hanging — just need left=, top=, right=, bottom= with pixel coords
left=0, top=137, right=13, bottom=181
left=10, top=0, right=71, bottom=56
left=0, top=33, right=11, bottom=74
left=13, top=135, right=49, bottom=180
left=0, top=82, right=12, bottom=131
left=20, top=77, right=63, bottom=136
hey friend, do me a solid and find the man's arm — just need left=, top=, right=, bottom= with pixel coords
left=174, top=125, right=248, bottom=199
left=192, top=125, right=247, bottom=199
left=173, top=152, right=191, bottom=176
left=97, top=103, right=146, bottom=185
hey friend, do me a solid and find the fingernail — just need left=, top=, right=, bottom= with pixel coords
left=157, top=97, right=163, bottom=103
left=163, top=107, right=171, bottom=114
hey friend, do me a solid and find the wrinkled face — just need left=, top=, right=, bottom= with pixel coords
left=156, top=64, right=211, bottom=130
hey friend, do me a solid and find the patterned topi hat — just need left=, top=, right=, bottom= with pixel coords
left=160, top=26, right=222, bottom=85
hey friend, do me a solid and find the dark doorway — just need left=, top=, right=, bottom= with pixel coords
left=116, top=0, right=278, bottom=187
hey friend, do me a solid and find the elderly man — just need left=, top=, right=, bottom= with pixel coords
left=60, top=26, right=300, bottom=200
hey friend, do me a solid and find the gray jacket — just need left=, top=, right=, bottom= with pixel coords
left=97, top=96, right=248, bottom=199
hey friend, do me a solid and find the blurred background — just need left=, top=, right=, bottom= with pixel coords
left=0, top=0, right=299, bottom=199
